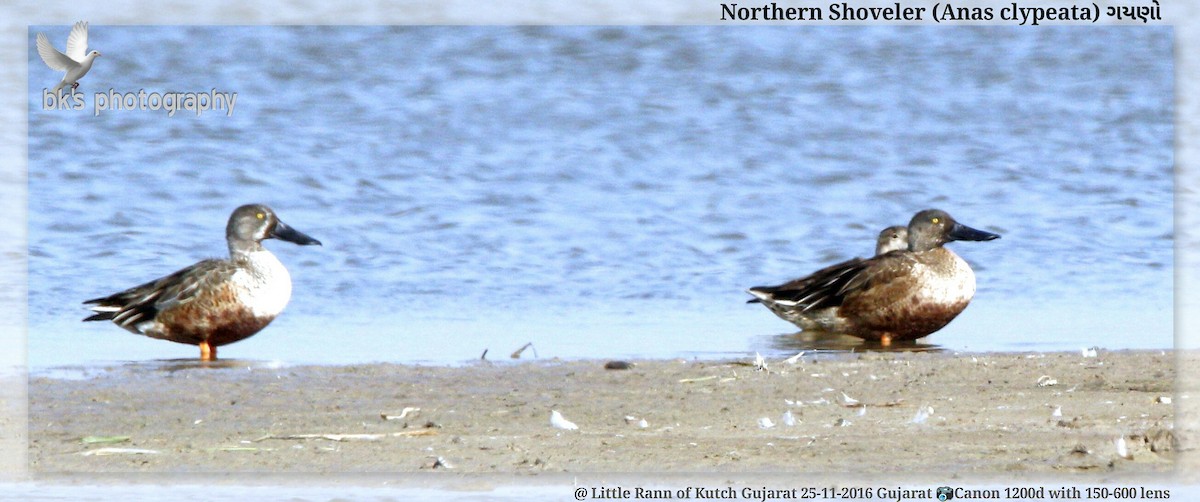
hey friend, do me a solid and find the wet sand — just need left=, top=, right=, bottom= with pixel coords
left=24, top=350, right=1190, bottom=478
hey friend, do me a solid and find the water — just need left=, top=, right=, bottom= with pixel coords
left=26, top=26, right=1173, bottom=370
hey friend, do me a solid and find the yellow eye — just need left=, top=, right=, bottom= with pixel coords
left=931, top=217, right=940, bottom=224
left=256, top=213, right=264, bottom=220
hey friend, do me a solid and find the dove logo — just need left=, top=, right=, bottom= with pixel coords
left=36, top=21, right=100, bottom=97
left=35, top=22, right=239, bottom=118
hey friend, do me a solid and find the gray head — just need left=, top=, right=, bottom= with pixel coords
left=875, top=225, right=908, bottom=255
left=226, top=204, right=321, bottom=254
left=906, top=209, right=999, bottom=252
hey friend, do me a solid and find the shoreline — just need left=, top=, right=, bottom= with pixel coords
left=22, top=350, right=1194, bottom=479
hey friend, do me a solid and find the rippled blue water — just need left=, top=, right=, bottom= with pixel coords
left=27, top=26, right=1173, bottom=369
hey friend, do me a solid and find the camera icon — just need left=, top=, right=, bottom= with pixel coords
left=936, top=487, right=954, bottom=501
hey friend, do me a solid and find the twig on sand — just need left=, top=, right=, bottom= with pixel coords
left=511, top=342, right=537, bottom=359
left=381, top=407, right=421, bottom=420
left=80, top=435, right=131, bottom=444
left=80, top=447, right=159, bottom=456
left=253, top=429, right=438, bottom=442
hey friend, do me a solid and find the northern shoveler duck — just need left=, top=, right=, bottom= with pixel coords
left=875, top=225, right=909, bottom=255
left=83, top=204, right=322, bottom=360
left=747, top=209, right=999, bottom=345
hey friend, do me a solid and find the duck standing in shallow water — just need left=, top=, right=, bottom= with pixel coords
left=747, top=209, right=999, bottom=345
left=84, top=204, right=322, bottom=360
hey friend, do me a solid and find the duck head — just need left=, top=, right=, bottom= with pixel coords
left=227, top=203, right=322, bottom=253
left=907, top=209, right=999, bottom=252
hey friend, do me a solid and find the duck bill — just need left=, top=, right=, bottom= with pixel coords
left=271, top=220, right=322, bottom=246
left=947, top=222, right=1000, bottom=242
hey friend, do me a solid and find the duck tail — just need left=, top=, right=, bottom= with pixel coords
left=745, top=288, right=773, bottom=304
left=81, top=299, right=121, bottom=322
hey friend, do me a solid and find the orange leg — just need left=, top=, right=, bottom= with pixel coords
left=880, top=334, right=893, bottom=346
left=199, top=342, right=217, bottom=361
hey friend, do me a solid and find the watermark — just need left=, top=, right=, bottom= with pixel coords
left=570, top=484, right=1175, bottom=500
left=35, top=21, right=101, bottom=94
left=716, top=1, right=1164, bottom=25
left=41, top=88, right=238, bottom=118
left=35, top=22, right=236, bottom=118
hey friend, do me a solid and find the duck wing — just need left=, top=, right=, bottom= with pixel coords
left=83, top=259, right=234, bottom=332
left=747, top=257, right=870, bottom=310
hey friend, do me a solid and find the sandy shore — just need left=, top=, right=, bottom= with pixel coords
left=24, top=350, right=1192, bottom=479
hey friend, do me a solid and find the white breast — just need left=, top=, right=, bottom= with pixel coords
left=232, top=250, right=293, bottom=319
left=912, top=250, right=976, bottom=305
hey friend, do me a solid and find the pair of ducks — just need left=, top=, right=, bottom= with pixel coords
left=747, top=209, right=1000, bottom=345
left=84, top=206, right=998, bottom=360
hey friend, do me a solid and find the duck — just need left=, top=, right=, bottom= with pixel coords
left=747, top=209, right=999, bottom=345
left=83, top=204, right=321, bottom=360
left=875, top=225, right=908, bottom=255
